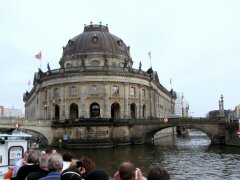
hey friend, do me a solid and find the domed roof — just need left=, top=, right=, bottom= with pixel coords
left=62, top=23, right=131, bottom=58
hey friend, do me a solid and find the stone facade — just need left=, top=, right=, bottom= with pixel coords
left=24, top=24, right=174, bottom=123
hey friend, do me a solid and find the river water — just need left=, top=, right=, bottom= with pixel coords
left=56, top=130, right=240, bottom=179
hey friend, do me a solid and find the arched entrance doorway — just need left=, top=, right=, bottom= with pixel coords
left=111, top=102, right=120, bottom=120
left=130, top=103, right=136, bottom=119
left=90, top=103, right=100, bottom=118
left=69, top=103, right=78, bottom=119
left=142, top=104, right=146, bottom=118
left=55, top=105, right=60, bottom=120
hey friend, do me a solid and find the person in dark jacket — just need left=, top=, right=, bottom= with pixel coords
left=26, top=152, right=50, bottom=180
left=12, top=150, right=41, bottom=180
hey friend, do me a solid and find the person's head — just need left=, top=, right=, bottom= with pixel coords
left=80, top=156, right=96, bottom=176
left=48, top=153, right=63, bottom=172
left=39, top=153, right=50, bottom=170
left=23, top=150, right=29, bottom=161
left=147, top=165, right=170, bottom=180
left=118, top=161, right=135, bottom=180
left=69, top=160, right=86, bottom=175
left=61, top=167, right=82, bottom=180
left=46, top=147, right=57, bottom=154
left=85, top=169, right=109, bottom=180
left=63, top=152, right=74, bottom=162
left=27, top=150, right=41, bottom=164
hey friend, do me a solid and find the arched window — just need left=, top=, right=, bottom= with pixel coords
left=142, top=104, right=146, bottom=118
left=70, top=103, right=78, bottom=119
left=90, top=103, right=100, bottom=118
left=111, top=102, right=121, bottom=120
left=55, top=105, right=60, bottom=120
left=130, top=103, right=136, bottom=119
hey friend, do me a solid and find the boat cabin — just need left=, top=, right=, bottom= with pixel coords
left=0, top=132, right=31, bottom=176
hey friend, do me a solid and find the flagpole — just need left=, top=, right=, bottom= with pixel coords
left=148, top=51, right=152, bottom=68
left=40, top=59, right=42, bottom=70
left=35, top=51, right=42, bottom=69
left=170, top=78, right=172, bottom=89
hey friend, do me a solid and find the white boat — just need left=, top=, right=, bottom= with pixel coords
left=0, top=130, right=31, bottom=178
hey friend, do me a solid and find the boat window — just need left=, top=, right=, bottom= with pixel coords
left=8, top=146, right=24, bottom=166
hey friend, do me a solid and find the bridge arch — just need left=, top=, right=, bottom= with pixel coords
left=0, top=127, right=50, bottom=148
left=21, top=128, right=50, bottom=147
left=131, top=121, right=225, bottom=145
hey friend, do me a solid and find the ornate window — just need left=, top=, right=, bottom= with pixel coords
left=112, top=86, right=119, bottom=94
left=91, top=86, right=98, bottom=95
left=54, top=88, right=60, bottom=98
left=130, top=87, right=135, bottom=96
left=142, top=89, right=146, bottom=97
left=68, top=40, right=74, bottom=47
left=91, top=60, right=100, bottom=66
left=66, top=63, right=71, bottom=67
left=69, top=86, right=77, bottom=96
left=44, top=90, right=47, bottom=100
left=92, top=34, right=98, bottom=43
left=117, top=40, right=123, bottom=46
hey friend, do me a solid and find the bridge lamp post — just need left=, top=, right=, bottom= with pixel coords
left=181, top=94, right=184, bottom=118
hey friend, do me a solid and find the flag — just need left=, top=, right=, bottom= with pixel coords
left=170, top=78, right=172, bottom=85
left=28, top=80, right=31, bottom=86
left=148, top=51, right=151, bottom=60
left=35, top=51, right=42, bottom=60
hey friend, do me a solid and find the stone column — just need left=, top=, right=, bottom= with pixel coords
left=59, top=85, right=65, bottom=121
left=124, top=82, right=129, bottom=119
left=37, top=90, right=41, bottom=120
left=103, top=81, right=110, bottom=118
left=80, top=81, right=87, bottom=118
left=138, top=86, right=142, bottom=119
left=148, top=85, right=153, bottom=119
left=47, top=88, right=51, bottom=120
left=64, top=86, right=68, bottom=119
left=49, top=88, right=54, bottom=120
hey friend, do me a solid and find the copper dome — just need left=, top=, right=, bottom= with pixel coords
left=62, top=24, right=131, bottom=58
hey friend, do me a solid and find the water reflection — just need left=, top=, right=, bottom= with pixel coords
left=56, top=130, right=240, bottom=179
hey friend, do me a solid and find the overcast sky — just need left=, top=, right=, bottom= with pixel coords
left=0, top=0, right=240, bottom=117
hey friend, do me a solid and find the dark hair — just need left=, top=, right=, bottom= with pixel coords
left=147, top=165, right=170, bottom=180
left=85, top=169, right=109, bottom=180
left=45, top=147, right=56, bottom=154
left=80, top=156, right=96, bottom=177
left=77, top=161, right=83, bottom=168
left=63, top=152, right=74, bottom=162
left=118, top=161, right=135, bottom=180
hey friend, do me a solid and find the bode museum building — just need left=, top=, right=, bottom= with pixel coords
left=23, top=23, right=175, bottom=147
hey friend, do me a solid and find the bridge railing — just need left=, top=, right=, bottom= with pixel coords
left=0, top=117, right=225, bottom=128
left=0, top=119, right=51, bottom=127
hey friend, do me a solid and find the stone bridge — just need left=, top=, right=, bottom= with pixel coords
left=0, top=117, right=226, bottom=148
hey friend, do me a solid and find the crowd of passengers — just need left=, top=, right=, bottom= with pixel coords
left=4, top=148, right=170, bottom=180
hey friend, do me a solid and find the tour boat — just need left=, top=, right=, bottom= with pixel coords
left=0, top=130, right=31, bottom=177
